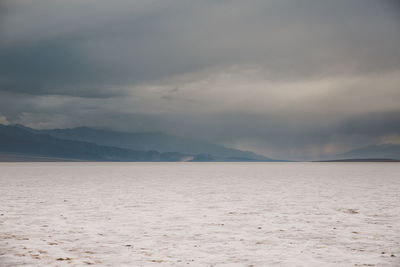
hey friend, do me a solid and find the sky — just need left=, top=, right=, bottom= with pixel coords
left=0, top=0, right=399, bottom=160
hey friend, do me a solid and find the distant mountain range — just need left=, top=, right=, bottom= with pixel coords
left=0, top=124, right=194, bottom=161
left=37, top=126, right=271, bottom=161
left=314, top=143, right=400, bottom=162
left=0, top=124, right=277, bottom=162
left=333, top=144, right=400, bottom=161
left=1, top=123, right=399, bottom=162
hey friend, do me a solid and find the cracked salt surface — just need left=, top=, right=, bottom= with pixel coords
left=0, top=162, right=399, bottom=266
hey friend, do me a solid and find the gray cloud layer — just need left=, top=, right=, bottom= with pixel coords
left=1, top=0, right=399, bottom=160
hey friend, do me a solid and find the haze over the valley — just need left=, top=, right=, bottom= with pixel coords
left=1, top=0, right=399, bottom=160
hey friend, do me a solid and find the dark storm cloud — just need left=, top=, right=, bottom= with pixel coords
left=0, top=0, right=399, bottom=159
left=1, top=0, right=399, bottom=97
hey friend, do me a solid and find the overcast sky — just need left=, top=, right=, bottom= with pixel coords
left=1, top=0, right=399, bottom=160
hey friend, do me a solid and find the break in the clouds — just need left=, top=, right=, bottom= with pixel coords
left=1, top=0, right=399, bottom=160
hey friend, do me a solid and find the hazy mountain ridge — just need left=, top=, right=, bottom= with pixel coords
left=4, top=124, right=398, bottom=162
left=0, top=124, right=277, bottom=161
left=334, top=143, right=400, bottom=160
left=0, top=125, right=195, bottom=161
left=33, top=126, right=274, bottom=161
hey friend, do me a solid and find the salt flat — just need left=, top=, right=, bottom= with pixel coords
left=0, top=162, right=399, bottom=267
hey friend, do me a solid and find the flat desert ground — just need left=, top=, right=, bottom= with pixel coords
left=0, top=162, right=399, bottom=266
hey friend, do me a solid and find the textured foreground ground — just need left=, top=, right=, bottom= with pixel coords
left=0, top=162, right=399, bottom=266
